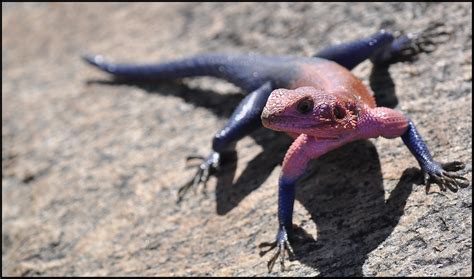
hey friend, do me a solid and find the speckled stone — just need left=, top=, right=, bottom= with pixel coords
left=2, top=2, right=472, bottom=276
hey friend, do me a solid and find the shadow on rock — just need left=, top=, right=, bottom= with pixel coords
left=215, top=129, right=293, bottom=215
left=286, top=140, right=420, bottom=276
left=86, top=78, right=244, bottom=119
left=370, top=64, right=398, bottom=108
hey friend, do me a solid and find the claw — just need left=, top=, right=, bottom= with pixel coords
left=423, top=161, right=470, bottom=193
left=443, top=177, right=458, bottom=192
left=393, top=22, right=452, bottom=62
left=184, top=155, right=206, bottom=169
left=424, top=172, right=432, bottom=194
left=444, top=172, right=469, bottom=184
left=185, top=155, right=206, bottom=165
left=441, top=161, right=465, bottom=172
left=176, top=152, right=220, bottom=203
left=258, top=241, right=277, bottom=255
left=409, top=22, right=452, bottom=51
left=259, top=226, right=295, bottom=273
left=268, top=244, right=280, bottom=273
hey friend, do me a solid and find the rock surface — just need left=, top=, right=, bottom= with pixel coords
left=2, top=2, right=472, bottom=276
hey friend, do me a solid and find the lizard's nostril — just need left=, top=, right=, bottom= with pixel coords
left=333, top=105, right=346, bottom=119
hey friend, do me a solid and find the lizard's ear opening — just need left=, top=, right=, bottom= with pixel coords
left=346, top=100, right=361, bottom=120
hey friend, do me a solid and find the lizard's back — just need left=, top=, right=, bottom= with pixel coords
left=287, top=57, right=377, bottom=108
left=216, top=54, right=377, bottom=109
left=83, top=52, right=376, bottom=108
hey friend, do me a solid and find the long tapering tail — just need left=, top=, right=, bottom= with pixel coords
left=82, top=53, right=296, bottom=92
left=82, top=53, right=231, bottom=80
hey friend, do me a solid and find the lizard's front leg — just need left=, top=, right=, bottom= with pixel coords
left=401, top=120, right=469, bottom=192
left=177, top=82, right=274, bottom=202
left=365, top=107, right=469, bottom=192
left=260, top=134, right=346, bottom=272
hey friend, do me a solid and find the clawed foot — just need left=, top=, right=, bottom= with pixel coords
left=423, top=161, right=470, bottom=193
left=370, top=23, right=451, bottom=65
left=177, top=152, right=220, bottom=203
left=390, top=22, right=452, bottom=62
left=259, top=226, right=295, bottom=273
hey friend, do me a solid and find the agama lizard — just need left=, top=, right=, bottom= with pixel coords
left=82, top=24, right=469, bottom=272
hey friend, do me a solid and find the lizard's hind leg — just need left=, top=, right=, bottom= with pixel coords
left=314, top=30, right=395, bottom=70
left=314, top=23, right=451, bottom=70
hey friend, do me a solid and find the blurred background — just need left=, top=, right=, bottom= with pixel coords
left=2, top=3, right=472, bottom=276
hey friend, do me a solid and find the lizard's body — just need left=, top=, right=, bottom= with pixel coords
left=83, top=27, right=468, bottom=272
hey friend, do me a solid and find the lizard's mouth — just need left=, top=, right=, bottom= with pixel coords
left=261, top=114, right=331, bottom=132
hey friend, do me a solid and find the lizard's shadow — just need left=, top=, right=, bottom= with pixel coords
left=289, top=141, right=418, bottom=276
left=370, top=64, right=399, bottom=108
left=86, top=79, right=245, bottom=119
left=215, top=127, right=293, bottom=215
left=86, top=77, right=293, bottom=215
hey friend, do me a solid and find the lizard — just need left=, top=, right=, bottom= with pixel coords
left=82, top=24, right=469, bottom=272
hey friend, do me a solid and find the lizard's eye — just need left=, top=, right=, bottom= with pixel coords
left=333, top=105, right=346, bottom=119
left=296, top=98, right=313, bottom=115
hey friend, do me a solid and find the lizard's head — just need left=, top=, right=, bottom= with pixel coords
left=261, top=86, right=362, bottom=139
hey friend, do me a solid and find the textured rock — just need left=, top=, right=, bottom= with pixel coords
left=2, top=2, right=472, bottom=276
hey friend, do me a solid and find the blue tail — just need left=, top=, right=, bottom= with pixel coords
left=82, top=53, right=298, bottom=92
left=82, top=53, right=230, bottom=81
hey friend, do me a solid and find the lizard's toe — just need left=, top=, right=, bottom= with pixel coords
left=259, top=226, right=295, bottom=273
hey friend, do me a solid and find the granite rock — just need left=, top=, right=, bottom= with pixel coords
left=2, top=2, right=472, bottom=276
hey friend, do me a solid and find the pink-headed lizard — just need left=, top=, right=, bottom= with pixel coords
left=83, top=24, right=469, bottom=273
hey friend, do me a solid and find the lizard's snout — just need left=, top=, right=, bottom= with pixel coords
left=261, top=106, right=275, bottom=120
left=261, top=107, right=276, bottom=128
left=261, top=88, right=291, bottom=128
